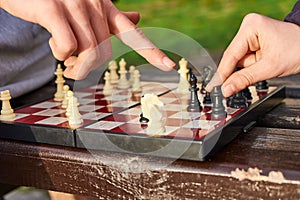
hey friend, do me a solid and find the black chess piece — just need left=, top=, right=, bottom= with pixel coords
left=203, top=92, right=212, bottom=104
left=229, top=90, right=248, bottom=109
left=211, top=86, right=226, bottom=119
left=200, top=65, right=213, bottom=93
left=256, top=80, right=269, bottom=91
left=226, top=95, right=233, bottom=107
left=187, top=71, right=202, bottom=112
left=242, top=87, right=253, bottom=102
left=139, top=113, right=149, bottom=123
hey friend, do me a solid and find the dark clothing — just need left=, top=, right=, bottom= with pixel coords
left=0, top=9, right=55, bottom=97
left=285, top=0, right=300, bottom=25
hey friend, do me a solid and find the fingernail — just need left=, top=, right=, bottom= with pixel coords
left=222, top=84, right=235, bottom=97
left=162, top=57, right=175, bottom=69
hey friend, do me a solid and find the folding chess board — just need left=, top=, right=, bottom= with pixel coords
left=0, top=81, right=285, bottom=161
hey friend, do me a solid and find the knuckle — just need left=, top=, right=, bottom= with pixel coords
left=61, top=42, right=77, bottom=55
left=242, top=13, right=265, bottom=27
left=53, top=42, right=77, bottom=60
left=234, top=70, right=255, bottom=89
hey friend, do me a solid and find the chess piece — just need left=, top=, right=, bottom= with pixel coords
left=132, top=70, right=142, bottom=92
left=108, top=60, right=119, bottom=84
left=129, top=65, right=136, bottom=85
left=226, top=95, right=234, bottom=107
left=228, top=90, right=247, bottom=109
left=103, top=71, right=114, bottom=95
left=66, top=91, right=74, bottom=117
left=176, top=58, right=190, bottom=93
left=0, top=90, right=15, bottom=121
left=139, top=113, right=149, bottom=123
left=117, top=58, right=130, bottom=89
left=54, top=64, right=66, bottom=101
left=141, top=94, right=165, bottom=136
left=242, top=87, right=253, bottom=102
left=211, top=86, right=227, bottom=119
left=256, top=80, right=269, bottom=92
left=203, top=92, right=212, bottom=105
left=201, top=65, right=213, bottom=93
left=187, top=71, right=202, bottom=112
left=146, top=104, right=166, bottom=136
left=68, top=95, right=83, bottom=127
left=62, top=85, right=70, bottom=108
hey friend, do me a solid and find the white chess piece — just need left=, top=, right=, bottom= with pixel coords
left=103, top=71, right=114, bottom=95
left=129, top=65, right=136, bottom=85
left=141, top=94, right=166, bottom=136
left=117, top=58, right=130, bottom=89
left=68, top=95, right=83, bottom=127
left=54, top=64, right=66, bottom=101
left=62, top=85, right=70, bottom=108
left=176, top=58, right=190, bottom=93
left=108, top=60, right=119, bottom=84
left=66, top=91, right=74, bottom=117
left=132, top=70, right=142, bottom=92
left=0, top=90, right=15, bottom=121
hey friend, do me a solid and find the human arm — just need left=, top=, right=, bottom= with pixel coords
left=206, top=13, right=300, bottom=97
left=0, top=0, right=175, bottom=79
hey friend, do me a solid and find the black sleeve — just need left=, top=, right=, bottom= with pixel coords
left=285, top=0, right=300, bottom=25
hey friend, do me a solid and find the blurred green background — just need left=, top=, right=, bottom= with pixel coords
left=115, top=0, right=296, bottom=60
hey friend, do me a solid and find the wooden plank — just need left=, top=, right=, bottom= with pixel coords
left=0, top=128, right=299, bottom=199
left=259, top=99, right=300, bottom=129
left=211, top=127, right=300, bottom=172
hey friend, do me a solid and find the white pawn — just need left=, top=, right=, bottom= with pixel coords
left=66, top=91, right=74, bottom=117
left=68, top=96, right=83, bottom=127
left=103, top=71, right=114, bottom=95
left=132, top=70, right=142, bottom=92
left=62, top=85, right=70, bottom=109
left=0, top=90, right=15, bottom=121
left=108, top=60, right=119, bottom=84
left=54, top=64, right=66, bottom=101
left=117, top=58, right=130, bottom=89
left=129, top=65, right=136, bottom=85
left=176, top=58, right=190, bottom=93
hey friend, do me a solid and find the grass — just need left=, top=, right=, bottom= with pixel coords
left=115, top=0, right=295, bottom=53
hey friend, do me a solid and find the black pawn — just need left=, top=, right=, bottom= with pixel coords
left=203, top=92, right=212, bottom=104
left=139, top=113, right=149, bottom=123
left=256, top=80, right=269, bottom=91
left=226, top=95, right=234, bottom=107
left=211, top=86, right=226, bottom=119
left=229, top=90, right=247, bottom=109
left=187, top=71, right=202, bottom=112
left=242, top=87, right=253, bottom=102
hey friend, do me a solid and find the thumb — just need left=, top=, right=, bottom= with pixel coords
left=221, top=59, right=270, bottom=97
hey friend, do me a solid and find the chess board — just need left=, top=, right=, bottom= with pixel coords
left=0, top=81, right=285, bottom=161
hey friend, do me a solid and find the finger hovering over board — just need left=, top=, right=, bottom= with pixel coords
left=107, top=2, right=176, bottom=71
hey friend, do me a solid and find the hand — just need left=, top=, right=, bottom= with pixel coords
left=206, top=13, right=300, bottom=97
left=0, top=0, right=175, bottom=79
